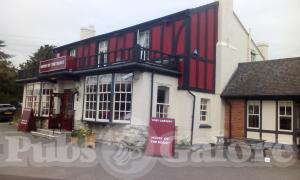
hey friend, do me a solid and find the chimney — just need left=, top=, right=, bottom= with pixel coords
left=80, top=25, right=96, bottom=40
left=257, top=42, right=269, bottom=60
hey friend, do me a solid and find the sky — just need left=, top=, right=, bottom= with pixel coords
left=0, top=0, right=299, bottom=67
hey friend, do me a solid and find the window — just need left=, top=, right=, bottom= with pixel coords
left=113, top=74, right=132, bottom=122
left=247, top=101, right=260, bottom=129
left=138, top=30, right=150, bottom=60
left=200, top=99, right=209, bottom=121
left=156, top=86, right=169, bottom=118
left=25, top=83, right=34, bottom=109
left=278, top=101, right=293, bottom=131
left=251, top=50, right=257, bottom=62
left=41, top=83, right=52, bottom=116
left=84, top=76, right=97, bottom=120
left=98, top=41, right=108, bottom=65
left=83, top=74, right=132, bottom=123
left=138, top=30, right=150, bottom=48
left=69, top=49, right=76, bottom=57
left=98, top=74, right=112, bottom=122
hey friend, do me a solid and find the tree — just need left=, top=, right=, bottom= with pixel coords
left=19, top=45, right=56, bottom=70
left=0, top=40, right=12, bottom=60
left=0, top=40, right=21, bottom=104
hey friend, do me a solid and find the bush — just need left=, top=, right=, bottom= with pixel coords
left=71, top=128, right=92, bottom=138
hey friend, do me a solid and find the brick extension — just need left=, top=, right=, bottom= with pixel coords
left=224, top=99, right=246, bottom=139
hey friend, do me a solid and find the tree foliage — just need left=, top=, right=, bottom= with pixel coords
left=19, top=45, right=56, bottom=70
left=0, top=40, right=21, bottom=104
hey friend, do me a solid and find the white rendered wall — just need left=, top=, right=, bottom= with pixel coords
left=262, top=101, right=276, bottom=131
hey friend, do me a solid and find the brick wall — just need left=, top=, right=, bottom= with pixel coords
left=224, top=99, right=246, bottom=139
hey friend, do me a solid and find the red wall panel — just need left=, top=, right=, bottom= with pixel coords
left=189, top=59, right=197, bottom=88
left=207, top=63, right=214, bottom=91
left=199, top=11, right=207, bottom=58
left=90, top=43, right=96, bottom=65
left=207, top=8, right=215, bottom=61
left=198, top=61, right=205, bottom=89
left=125, top=32, right=134, bottom=61
left=108, top=37, right=116, bottom=64
left=151, top=25, right=161, bottom=59
left=163, top=23, right=173, bottom=54
left=175, top=20, right=185, bottom=55
left=190, top=14, right=198, bottom=54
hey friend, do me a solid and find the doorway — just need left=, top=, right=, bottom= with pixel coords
left=295, top=103, right=300, bottom=145
left=48, top=89, right=75, bottom=131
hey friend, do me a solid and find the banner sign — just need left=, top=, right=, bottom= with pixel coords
left=39, top=56, right=66, bottom=73
left=18, top=108, right=36, bottom=132
left=145, top=118, right=175, bottom=158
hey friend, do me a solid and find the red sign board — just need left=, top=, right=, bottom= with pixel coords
left=145, top=118, right=175, bottom=158
left=39, top=56, right=67, bottom=73
left=18, top=108, right=36, bottom=132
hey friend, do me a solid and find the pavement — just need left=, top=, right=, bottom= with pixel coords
left=0, top=122, right=299, bottom=180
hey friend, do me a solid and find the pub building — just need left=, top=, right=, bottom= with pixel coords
left=17, top=0, right=300, bottom=146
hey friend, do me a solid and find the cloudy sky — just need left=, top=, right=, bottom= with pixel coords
left=0, top=0, right=299, bottom=66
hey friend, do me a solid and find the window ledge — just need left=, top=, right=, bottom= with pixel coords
left=199, top=124, right=212, bottom=129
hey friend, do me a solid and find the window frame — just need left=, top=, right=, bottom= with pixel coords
left=200, top=98, right=209, bottom=122
left=278, top=101, right=293, bottom=132
left=41, top=83, right=53, bottom=117
left=247, top=101, right=261, bottom=129
left=83, top=74, right=133, bottom=124
left=69, top=49, right=76, bottom=57
left=84, top=76, right=98, bottom=121
left=98, top=40, right=108, bottom=65
left=156, top=86, right=170, bottom=118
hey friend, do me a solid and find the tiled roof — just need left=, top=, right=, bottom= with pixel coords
left=221, top=57, right=300, bottom=98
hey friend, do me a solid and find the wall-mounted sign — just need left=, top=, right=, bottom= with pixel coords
left=145, top=118, right=175, bottom=158
left=18, top=108, right=36, bottom=132
left=39, top=56, right=67, bottom=73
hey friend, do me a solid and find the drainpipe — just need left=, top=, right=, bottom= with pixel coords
left=149, top=72, right=154, bottom=119
left=188, top=90, right=196, bottom=145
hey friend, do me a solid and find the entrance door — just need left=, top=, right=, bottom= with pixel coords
left=61, top=89, right=75, bottom=131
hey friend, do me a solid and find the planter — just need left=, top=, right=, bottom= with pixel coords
left=71, top=133, right=96, bottom=148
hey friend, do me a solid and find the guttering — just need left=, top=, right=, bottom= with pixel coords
left=188, top=90, right=196, bottom=145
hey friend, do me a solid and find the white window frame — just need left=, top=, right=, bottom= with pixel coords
left=138, top=30, right=150, bottom=60
left=25, top=83, right=34, bottom=109
left=41, top=83, right=52, bottom=117
left=98, top=41, right=108, bottom=65
left=84, top=76, right=97, bottom=121
left=70, top=49, right=76, bottom=57
left=156, top=86, right=170, bottom=118
left=247, top=101, right=260, bottom=129
left=97, top=74, right=112, bottom=123
left=112, top=74, right=132, bottom=123
left=278, top=101, right=293, bottom=132
left=83, top=74, right=132, bottom=123
left=200, top=98, right=209, bottom=122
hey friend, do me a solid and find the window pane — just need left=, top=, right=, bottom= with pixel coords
left=280, top=117, right=292, bottom=130
left=254, top=105, right=259, bottom=114
left=249, top=115, right=259, bottom=128
left=286, top=107, right=292, bottom=115
left=280, top=106, right=285, bottom=115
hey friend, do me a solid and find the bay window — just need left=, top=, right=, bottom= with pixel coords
left=247, top=101, right=260, bottom=129
left=278, top=101, right=293, bottom=131
left=84, top=73, right=132, bottom=123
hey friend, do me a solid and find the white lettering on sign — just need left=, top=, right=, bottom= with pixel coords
left=150, top=136, right=170, bottom=145
left=41, top=60, right=65, bottom=69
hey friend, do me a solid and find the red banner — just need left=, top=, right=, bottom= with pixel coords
left=18, top=108, right=36, bottom=132
left=39, top=56, right=66, bottom=73
left=145, top=118, right=175, bottom=158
